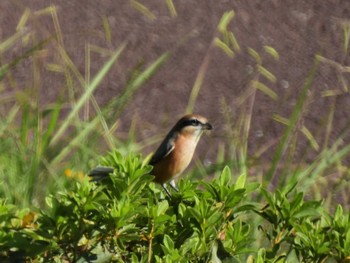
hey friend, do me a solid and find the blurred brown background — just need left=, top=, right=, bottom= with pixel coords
left=2, top=1, right=350, bottom=167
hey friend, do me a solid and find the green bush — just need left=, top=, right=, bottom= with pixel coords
left=0, top=150, right=349, bottom=262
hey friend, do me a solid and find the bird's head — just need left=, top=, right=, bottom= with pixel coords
left=174, top=114, right=212, bottom=139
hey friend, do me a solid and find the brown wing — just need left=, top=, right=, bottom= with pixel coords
left=149, top=134, right=175, bottom=165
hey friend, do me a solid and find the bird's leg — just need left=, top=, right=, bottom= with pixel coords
left=162, top=183, right=172, bottom=198
left=169, top=180, right=179, bottom=192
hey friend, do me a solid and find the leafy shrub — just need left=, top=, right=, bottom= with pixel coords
left=0, top=150, right=349, bottom=262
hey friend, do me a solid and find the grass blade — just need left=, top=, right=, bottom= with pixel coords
left=186, top=53, right=210, bottom=114
left=264, top=57, right=320, bottom=186
left=41, top=104, right=61, bottom=153
left=104, top=52, right=170, bottom=121
left=0, top=37, right=51, bottom=81
left=50, top=43, right=126, bottom=145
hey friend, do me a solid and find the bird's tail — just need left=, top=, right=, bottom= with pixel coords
left=89, top=166, right=114, bottom=181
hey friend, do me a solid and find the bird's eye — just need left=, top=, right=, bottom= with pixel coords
left=190, top=119, right=199, bottom=126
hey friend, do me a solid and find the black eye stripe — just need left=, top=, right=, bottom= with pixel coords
left=182, top=119, right=201, bottom=127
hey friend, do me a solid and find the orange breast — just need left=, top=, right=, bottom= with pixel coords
left=152, top=134, right=197, bottom=184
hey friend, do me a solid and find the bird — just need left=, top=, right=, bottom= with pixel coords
left=89, top=114, right=212, bottom=197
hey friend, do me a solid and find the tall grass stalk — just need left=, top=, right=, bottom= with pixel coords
left=265, top=57, right=320, bottom=187
left=50, top=43, right=126, bottom=145
left=186, top=10, right=238, bottom=114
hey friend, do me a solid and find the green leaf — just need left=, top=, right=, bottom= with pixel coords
left=189, top=207, right=202, bottom=223
left=220, top=166, right=231, bottom=186
left=163, top=234, right=175, bottom=251
left=293, top=200, right=322, bottom=219
left=225, top=189, right=245, bottom=208
left=295, top=232, right=310, bottom=245
left=234, top=172, right=246, bottom=189
left=235, top=203, right=258, bottom=213
left=289, top=192, right=303, bottom=213
left=260, top=188, right=276, bottom=210
left=334, top=204, right=344, bottom=222
left=157, top=200, right=169, bottom=216
left=256, top=248, right=266, bottom=263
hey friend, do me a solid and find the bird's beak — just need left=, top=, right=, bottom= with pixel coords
left=202, top=122, right=213, bottom=130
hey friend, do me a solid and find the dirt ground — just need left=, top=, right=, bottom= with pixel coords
left=2, top=1, right=350, bottom=172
